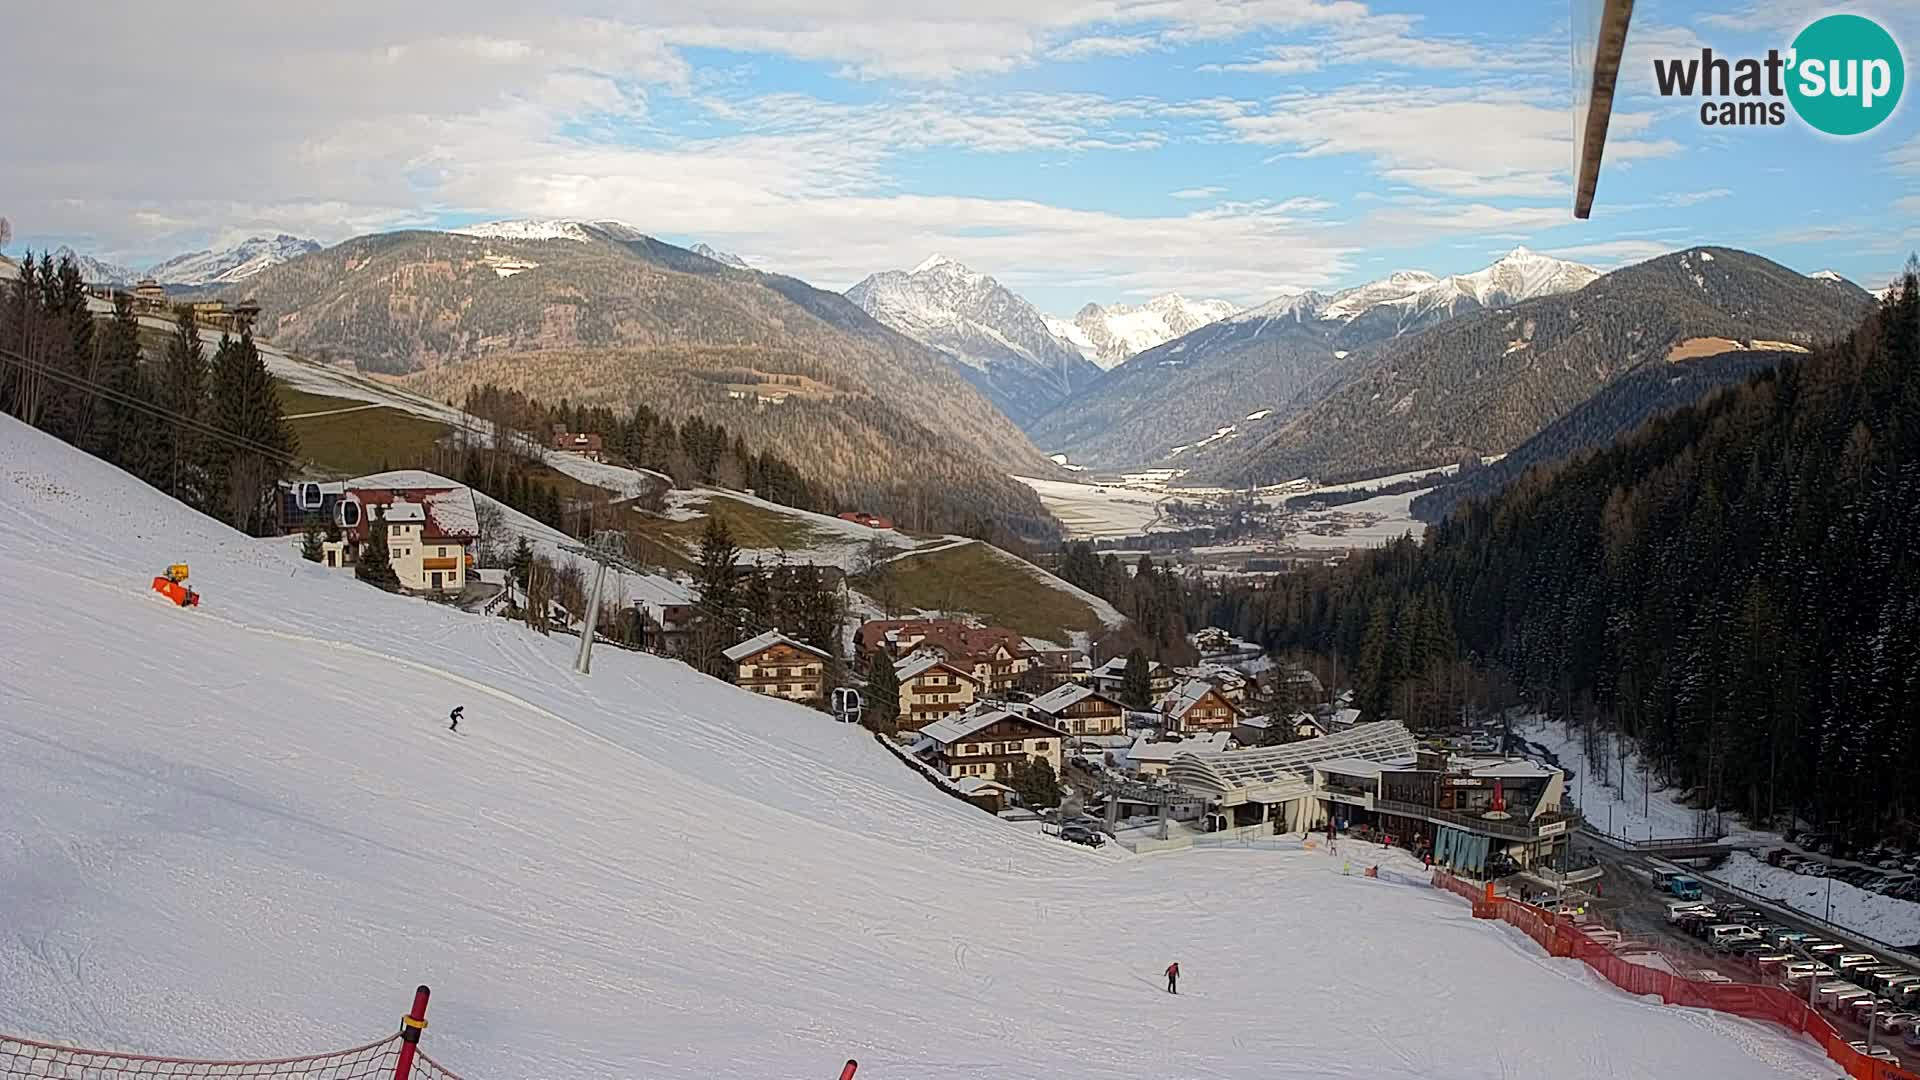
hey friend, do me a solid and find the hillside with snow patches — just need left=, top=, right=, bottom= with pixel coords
left=147, top=235, right=323, bottom=286
left=0, top=414, right=1842, bottom=1080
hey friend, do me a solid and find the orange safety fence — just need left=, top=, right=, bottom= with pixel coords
left=1432, top=872, right=1920, bottom=1080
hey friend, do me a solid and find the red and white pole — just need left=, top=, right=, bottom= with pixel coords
left=393, top=985, right=431, bottom=1080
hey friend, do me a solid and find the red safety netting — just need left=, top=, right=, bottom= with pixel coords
left=0, top=1034, right=403, bottom=1080
left=1431, top=871, right=1920, bottom=1080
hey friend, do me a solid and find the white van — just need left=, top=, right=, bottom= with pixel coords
left=1666, top=901, right=1711, bottom=923
left=1708, top=924, right=1760, bottom=951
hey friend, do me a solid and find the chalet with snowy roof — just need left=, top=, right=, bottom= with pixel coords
left=1088, top=656, right=1177, bottom=698
left=1027, top=684, right=1127, bottom=740
left=1158, top=678, right=1243, bottom=735
left=953, top=776, right=1018, bottom=814
left=724, top=630, right=830, bottom=705
left=628, top=574, right=695, bottom=656
left=894, top=654, right=979, bottom=731
left=293, top=471, right=480, bottom=594
left=549, top=427, right=606, bottom=462
left=917, top=709, right=1064, bottom=782
left=856, top=618, right=1035, bottom=692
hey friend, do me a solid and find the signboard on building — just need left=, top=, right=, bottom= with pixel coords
left=1326, top=792, right=1371, bottom=808
left=1537, top=820, right=1568, bottom=837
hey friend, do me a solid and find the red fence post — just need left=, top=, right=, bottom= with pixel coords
left=394, top=985, right=431, bottom=1080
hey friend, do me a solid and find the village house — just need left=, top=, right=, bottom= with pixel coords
left=837, top=511, right=895, bottom=530
left=629, top=574, right=695, bottom=656
left=856, top=618, right=1035, bottom=693
left=725, top=630, right=830, bottom=705
left=1027, top=683, right=1127, bottom=740
left=550, top=427, right=607, bottom=462
left=1088, top=655, right=1177, bottom=699
left=1235, top=714, right=1275, bottom=746
left=953, top=776, right=1019, bottom=814
left=917, top=708, right=1065, bottom=782
left=894, top=654, right=979, bottom=731
left=1158, top=678, right=1244, bottom=735
left=300, top=471, right=480, bottom=594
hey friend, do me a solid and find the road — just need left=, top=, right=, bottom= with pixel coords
left=1574, top=831, right=1918, bottom=1067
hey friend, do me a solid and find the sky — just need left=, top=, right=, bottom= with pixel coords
left=2, top=0, right=1917, bottom=314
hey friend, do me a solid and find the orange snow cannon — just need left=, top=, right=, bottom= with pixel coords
left=152, top=563, right=200, bottom=607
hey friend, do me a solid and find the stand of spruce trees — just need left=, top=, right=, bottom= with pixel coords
left=1, top=252, right=295, bottom=535
left=1210, top=264, right=1920, bottom=839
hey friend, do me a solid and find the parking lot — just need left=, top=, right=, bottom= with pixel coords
left=1569, top=835, right=1919, bottom=1069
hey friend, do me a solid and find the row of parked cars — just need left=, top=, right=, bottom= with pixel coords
left=1767, top=847, right=1920, bottom=899
left=1666, top=901, right=1916, bottom=1060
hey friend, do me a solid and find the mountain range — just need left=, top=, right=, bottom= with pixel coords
left=1046, top=294, right=1240, bottom=369
left=1180, top=248, right=1876, bottom=486
left=846, top=255, right=1104, bottom=426
left=44, top=236, right=322, bottom=286
left=218, top=221, right=1066, bottom=539
left=691, top=243, right=750, bottom=269
left=1025, top=247, right=1603, bottom=470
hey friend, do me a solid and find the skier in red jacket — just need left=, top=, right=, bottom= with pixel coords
left=1165, top=961, right=1180, bottom=994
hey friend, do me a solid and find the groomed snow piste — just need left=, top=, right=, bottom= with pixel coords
left=0, top=415, right=1837, bottom=1079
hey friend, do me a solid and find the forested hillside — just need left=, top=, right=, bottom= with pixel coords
left=1190, top=249, right=1874, bottom=486
left=1409, top=348, right=1789, bottom=522
left=227, top=227, right=1064, bottom=540
left=1211, top=265, right=1920, bottom=837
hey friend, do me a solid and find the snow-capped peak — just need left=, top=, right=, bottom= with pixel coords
left=147, top=234, right=322, bottom=286
left=450, top=220, right=598, bottom=243
left=1809, top=269, right=1847, bottom=283
left=912, top=253, right=956, bottom=274
left=50, top=247, right=136, bottom=286
left=1054, top=292, right=1243, bottom=368
left=691, top=243, right=750, bottom=269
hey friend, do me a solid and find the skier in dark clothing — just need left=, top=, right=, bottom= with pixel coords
left=449, top=706, right=463, bottom=732
left=1165, top=962, right=1180, bottom=994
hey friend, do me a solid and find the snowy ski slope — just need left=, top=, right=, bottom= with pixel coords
left=0, top=416, right=1836, bottom=1079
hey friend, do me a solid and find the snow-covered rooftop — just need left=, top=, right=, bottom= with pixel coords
left=381, top=501, right=426, bottom=523
left=895, top=653, right=971, bottom=683
left=348, top=469, right=464, bottom=491
left=722, top=629, right=828, bottom=663
left=920, top=709, right=1062, bottom=746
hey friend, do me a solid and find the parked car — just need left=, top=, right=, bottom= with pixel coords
left=1794, top=861, right=1829, bottom=877
left=1667, top=902, right=1712, bottom=924
left=1709, top=925, right=1762, bottom=951
left=1059, top=825, right=1105, bottom=848
left=1728, top=939, right=1771, bottom=958
left=1838, top=953, right=1883, bottom=975
left=1876, top=1011, right=1915, bottom=1035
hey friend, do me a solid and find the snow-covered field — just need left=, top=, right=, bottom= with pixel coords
left=0, top=416, right=1841, bottom=1079
left=661, top=487, right=933, bottom=572
left=1710, top=854, right=1920, bottom=950
left=1284, top=490, right=1426, bottom=550
left=1013, top=476, right=1165, bottom=539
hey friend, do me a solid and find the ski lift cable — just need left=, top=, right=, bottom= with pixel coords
left=0, top=345, right=317, bottom=470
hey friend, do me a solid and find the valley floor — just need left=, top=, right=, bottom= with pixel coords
left=0, top=416, right=1839, bottom=1079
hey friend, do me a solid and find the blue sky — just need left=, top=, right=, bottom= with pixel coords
left=3, top=0, right=1916, bottom=312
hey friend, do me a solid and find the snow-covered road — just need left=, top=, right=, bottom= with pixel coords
left=0, top=416, right=1837, bottom=1080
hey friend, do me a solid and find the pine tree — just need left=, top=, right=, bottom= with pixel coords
left=689, top=516, right=742, bottom=677
left=1010, top=757, right=1062, bottom=809
left=152, top=308, right=210, bottom=509
left=509, top=536, right=534, bottom=586
left=864, top=650, right=900, bottom=735
left=206, top=329, right=296, bottom=534
left=300, top=519, right=325, bottom=562
left=356, top=507, right=400, bottom=591
left=1120, top=648, right=1152, bottom=709
left=89, top=293, right=144, bottom=466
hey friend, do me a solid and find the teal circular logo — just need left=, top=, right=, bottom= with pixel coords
left=1787, top=14, right=1904, bottom=135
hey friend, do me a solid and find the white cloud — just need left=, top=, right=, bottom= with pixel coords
left=1224, top=86, right=1680, bottom=199
left=1658, top=188, right=1733, bottom=207
left=1542, top=239, right=1681, bottom=267
left=1170, top=186, right=1227, bottom=199
left=1050, top=35, right=1161, bottom=60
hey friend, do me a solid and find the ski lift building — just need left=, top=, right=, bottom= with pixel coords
left=1164, top=721, right=1419, bottom=834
